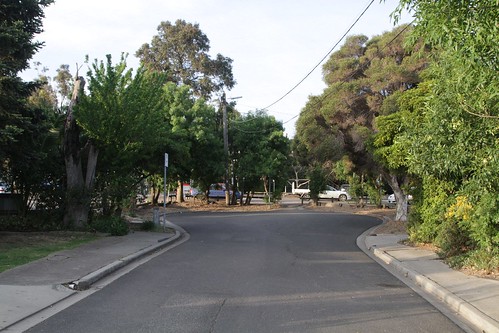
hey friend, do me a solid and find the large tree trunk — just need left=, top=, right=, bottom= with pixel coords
left=176, top=180, right=184, bottom=203
left=63, top=76, right=98, bottom=228
left=384, top=172, right=409, bottom=222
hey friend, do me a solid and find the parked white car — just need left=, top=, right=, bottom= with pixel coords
left=387, top=193, right=413, bottom=204
left=302, top=185, right=351, bottom=201
left=320, top=185, right=351, bottom=201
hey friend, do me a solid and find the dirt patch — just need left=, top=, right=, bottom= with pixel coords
left=459, top=267, right=499, bottom=281
left=371, top=219, right=407, bottom=234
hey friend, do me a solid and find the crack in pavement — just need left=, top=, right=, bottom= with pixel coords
left=209, top=298, right=226, bottom=333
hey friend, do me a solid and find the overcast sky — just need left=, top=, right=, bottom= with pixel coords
left=22, top=0, right=412, bottom=137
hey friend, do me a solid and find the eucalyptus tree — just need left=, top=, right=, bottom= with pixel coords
left=295, top=25, right=429, bottom=220
left=137, top=19, right=234, bottom=199
left=231, top=111, right=291, bottom=204
left=53, top=64, right=72, bottom=112
left=161, top=83, right=223, bottom=203
left=136, top=19, right=235, bottom=99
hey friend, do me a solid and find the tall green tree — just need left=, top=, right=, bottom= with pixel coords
left=63, top=55, right=169, bottom=226
left=295, top=25, right=429, bottom=220
left=172, top=86, right=223, bottom=200
left=0, top=0, right=54, bottom=217
left=393, top=0, right=498, bottom=263
left=231, top=110, right=290, bottom=204
left=160, top=83, right=223, bottom=203
left=0, top=0, right=53, bottom=160
left=4, top=74, right=63, bottom=216
left=136, top=19, right=235, bottom=99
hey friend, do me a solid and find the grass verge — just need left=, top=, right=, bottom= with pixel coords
left=0, top=232, right=100, bottom=273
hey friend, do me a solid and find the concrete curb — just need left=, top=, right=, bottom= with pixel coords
left=72, top=230, right=183, bottom=291
left=369, top=245, right=499, bottom=333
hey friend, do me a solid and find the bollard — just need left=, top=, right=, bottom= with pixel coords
left=153, top=207, right=160, bottom=225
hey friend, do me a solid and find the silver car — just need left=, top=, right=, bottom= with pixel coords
left=0, top=182, right=10, bottom=193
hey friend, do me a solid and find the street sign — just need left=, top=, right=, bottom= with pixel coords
left=165, top=153, right=169, bottom=167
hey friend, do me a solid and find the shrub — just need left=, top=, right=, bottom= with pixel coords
left=89, top=216, right=129, bottom=236
left=140, top=220, right=156, bottom=231
left=0, top=210, right=65, bottom=232
left=409, top=177, right=453, bottom=244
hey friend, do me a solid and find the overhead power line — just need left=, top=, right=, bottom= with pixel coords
left=262, top=0, right=376, bottom=110
left=281, top=20, right=415, bottom=127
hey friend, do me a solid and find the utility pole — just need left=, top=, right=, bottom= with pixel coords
left=221, top=93, right=242, bottom=206
left=222, top=93, right=230, bottom=205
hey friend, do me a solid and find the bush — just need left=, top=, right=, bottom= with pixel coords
left=140, top=220, right=155, bottom=231
left=0, top=210, right=65, bottom=231
left=409, top=177, right=453, bottom=244
left=446, top=248, right=499, bottom=272
left=89, top=216, right=129, bottom=236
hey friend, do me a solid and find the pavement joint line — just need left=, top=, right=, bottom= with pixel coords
left=371, top=246, right=499, bottom=333
left=72, top=230, right=182, bottom=291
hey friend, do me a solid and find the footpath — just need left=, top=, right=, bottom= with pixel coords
left=0, top=214, right=498, bottom=332
left=359, top=227, right=499, bottom=333
left=0, top=221, right=185, bottom=332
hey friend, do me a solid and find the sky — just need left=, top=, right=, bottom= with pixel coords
left=22, top=0, right=412, bottom=137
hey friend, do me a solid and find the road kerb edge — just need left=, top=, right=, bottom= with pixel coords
left=371, top=246, right=499, bottom=333
left=73, top=230, right=182, bottom=291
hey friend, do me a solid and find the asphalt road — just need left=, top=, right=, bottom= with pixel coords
left=27, top=211, right=463, bottom=332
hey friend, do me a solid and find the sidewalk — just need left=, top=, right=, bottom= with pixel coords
left=0, top=226, right=185, bottom=332
left=360, top=229, right=499, bottom=333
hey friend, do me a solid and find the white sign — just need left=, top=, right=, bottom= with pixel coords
left=165, top=153, right=169, bottom=167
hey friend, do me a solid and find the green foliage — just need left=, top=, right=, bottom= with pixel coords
left=0, top=0, right=59, bottom=218
left=308, top=166, right=327, bottom=204
left=136, top=19, right=235, bottom=99
left=395, top=0, right=497, bottom=72
left=409, top=177, right=453, bottom=244
left=77, top=55, right=169, bottom=215
left=294, top=25, right=428, bottom=219
left=345, top=173, right=378, bottom=203
left=231, top=110, right=291, bottom=200
left=140, top=220, right=156, bottom=231
left=162, top=83, right=222, bottom=193
left=90, top=216, right=129, bottom=236
left=0, top=209, right=65, bottom=232
left=332, top=156, right=354, bottom=183
left=446, top=248, right=499, bottom=273
left=394, top=0, right=498, bottom=265
left=0, top=0, right=54, bottom=76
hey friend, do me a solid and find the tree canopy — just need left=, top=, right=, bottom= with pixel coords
left=391, top=0, right=499, bottom=264
left=136, top=19, right=235, bottom=99
left=294, top=25, right=429, bottom=219
left=0, top=0, right=57, bottom=219
left=231, top=110, right=291, bottom=203
left=0, top=0, right=53, bottom=148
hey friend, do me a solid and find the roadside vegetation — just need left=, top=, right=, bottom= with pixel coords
left=293, top=1, right=498, bottom=272
left=0, top=232, right=100, bottom=273
left=0, top=1, right=497, bottom=274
